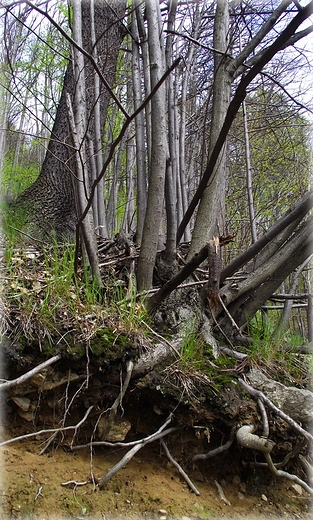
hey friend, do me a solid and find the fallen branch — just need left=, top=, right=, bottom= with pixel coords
left=98, top=415, right=179, bottom=489
left=0, top=406, right=93, bottom=448
left=192, top=426, right=236, bottom=462
left=238, top=378, right=313, bottom=444
left=0, top=354, right=61, bottom=391
left=160, top=439, right=200, bottom=496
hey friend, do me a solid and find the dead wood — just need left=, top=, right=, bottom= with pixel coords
left=207, top=236, right=222, bottom=314
left=220, top=190, right=313, bottom=284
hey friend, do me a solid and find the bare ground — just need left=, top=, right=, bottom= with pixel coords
left=1, top=432, right=312, bottom=520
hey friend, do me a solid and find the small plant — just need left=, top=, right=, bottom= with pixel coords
left=111, top=277, right=150, bottom=333
left=180, top=317, right=204, bottom=367
left=247, top=311, right=308, bottom=385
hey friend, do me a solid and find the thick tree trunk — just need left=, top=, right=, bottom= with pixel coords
left=14, top=1, right=126, bottom=241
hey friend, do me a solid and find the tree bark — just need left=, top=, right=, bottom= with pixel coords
left=14, top=1, right=126, bottom=241
left=137, top=0, right=167, bottom=291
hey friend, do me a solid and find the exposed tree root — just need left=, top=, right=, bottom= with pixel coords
left=192, top=426, right=236, bottom=461
left=236, top=424, right=275, bottom=453
left=0, top=354, right=61, bottom=391
left=236, top=381, right=313, bottom=496
left=160, top=438, right=200, bottom=496
left=98, top=415, right=180, bottom=489
left=238, top=378, right=313, bottom=444
left=0, top=405, right=94, bottom=448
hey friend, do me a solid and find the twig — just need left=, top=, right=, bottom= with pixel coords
left=98, top=415, right=178, bottom=488
left=192, top=426, right=236, bottom=461
left=238, top=378, right=313, bottom=444
left=0, top=354, right=61, bottom=391
left=7, top=225, right=48, bottom=246
left=0, top=406, right=93, bottom=448
left=34, top=485, right=43, bottom=501
left=218, top=294, right=242, bottom=335
left=160, top=439, right=200, bottom=496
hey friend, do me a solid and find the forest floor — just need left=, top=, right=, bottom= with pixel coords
left=1, top=432, right=311, bottom=520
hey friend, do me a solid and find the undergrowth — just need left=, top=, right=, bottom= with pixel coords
left=1, top=219, right=150, bottom=349
left=247, top=312, right=310, bottom=387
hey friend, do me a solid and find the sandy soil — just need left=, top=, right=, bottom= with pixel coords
left=1, top=436, right=311, bottom=520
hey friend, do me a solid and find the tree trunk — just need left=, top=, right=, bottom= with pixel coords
left=187, top=0, right=231, bottom=259
left=137, top=0, right=167, bottom=291
left=14, top=1, right=126, bottom=241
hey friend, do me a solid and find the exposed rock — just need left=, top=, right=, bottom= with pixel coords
left=247, top=368, right=313, bottom=423
left=97, top=417, right=131, bottom=441
left=11, top=396, right=31, bottom=412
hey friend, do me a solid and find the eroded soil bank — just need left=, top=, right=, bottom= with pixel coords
left=1, top=436, right=312, bottom=520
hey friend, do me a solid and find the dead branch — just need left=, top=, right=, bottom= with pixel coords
left=98, top=415, right=179, bottom=489
left=192, top=426, right=236, bottom=462
left=147, top=244, right=209, bottom=311
left=0, top=406, right=93, bottom=448
left=207, top=236, right=222, bottom=314
left=160, top=438, right=200, bottom=496
left=238, top=378, right=313, bottom=444
left=0, top=354, right=61, bottom=391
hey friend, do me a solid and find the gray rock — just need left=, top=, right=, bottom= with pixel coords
left=247, top=368, right=313, bottom=423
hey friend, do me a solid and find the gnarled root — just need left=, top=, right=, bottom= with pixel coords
left=236, top=424, right=275, bottom=453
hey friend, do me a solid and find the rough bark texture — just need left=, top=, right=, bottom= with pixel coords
left=14, top=1, right=126, bottom=240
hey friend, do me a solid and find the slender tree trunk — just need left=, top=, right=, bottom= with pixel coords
left=137, top=0, right=167, bottom=291
left=242, top=98, right=258, bottom=243
left=187, top=0, right=231, bottom=259
left=131, top=9, right=147, bottom=246
left=164, top=0, right=178, bottom=264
